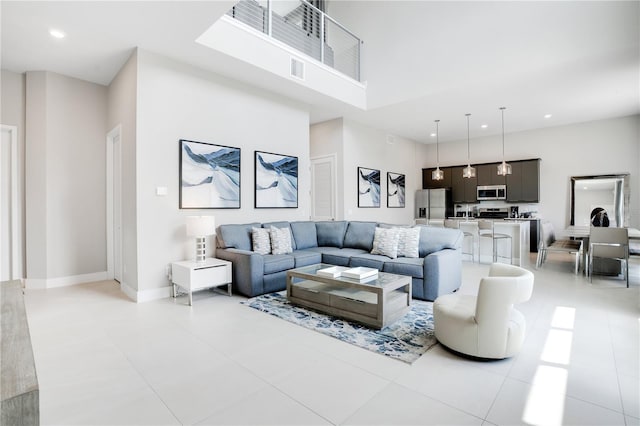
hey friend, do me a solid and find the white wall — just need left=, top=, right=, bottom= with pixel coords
left=1, top=70, right=26, bottom=278
left=25, top=71, right=108, bottom=285
left=107, top=51, right=139, bottom=292
left=135, top=50, right=311, bottom=295
left=310, top=118, right=344, bottom=219
left=416, top=115, right=640, bottom=233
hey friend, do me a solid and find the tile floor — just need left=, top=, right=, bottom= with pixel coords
left=24, top=254, right=639, bottom=425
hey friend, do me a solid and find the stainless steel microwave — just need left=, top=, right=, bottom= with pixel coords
left=477, top=185, right=506, bottom=200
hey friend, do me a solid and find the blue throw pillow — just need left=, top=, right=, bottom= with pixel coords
left=316, top=221, right=348, bottom=248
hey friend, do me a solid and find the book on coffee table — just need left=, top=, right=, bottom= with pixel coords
left=317, top=266, right=349, bottom=278
left=342, top=267, right=379, bottom=281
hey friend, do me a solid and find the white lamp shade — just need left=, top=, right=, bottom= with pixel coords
left=186, top=216, right=216, bottom=237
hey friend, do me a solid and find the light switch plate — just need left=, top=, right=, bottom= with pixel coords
left=156, top=186, right=167, bottom=196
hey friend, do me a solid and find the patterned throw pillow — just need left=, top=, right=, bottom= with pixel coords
left=252, top=227, right=271, bottom=255
left=270, top=226, right=293, bottom=255
left=396, top=227, right=420, bottom=258
left=371, top=227, right=401, bottom=259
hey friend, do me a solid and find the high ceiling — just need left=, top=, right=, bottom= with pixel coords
left=2, top=1, right=638, bottom=143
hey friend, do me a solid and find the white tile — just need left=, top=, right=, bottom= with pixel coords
left=487, top=377, right=626, bottom=426
left=197, top=386, right=331, bottom=425
left=626, top=415, right=640, bottom=426
left=150, top=359, right=270, bottom=425
left=619, top=373, right=640, bottom=418
left=395, top=347, right=506, bottom=418
left=272, top=356, right=390, bottom=424
left=343, top=383, right=483, bottom=425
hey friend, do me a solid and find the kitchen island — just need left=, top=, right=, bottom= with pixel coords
left=426, top=219, right=530, bottom=266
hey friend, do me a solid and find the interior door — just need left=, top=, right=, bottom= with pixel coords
left=113, top=133, right=122, bottom=282
left=310, top=155, right=336, bottom=221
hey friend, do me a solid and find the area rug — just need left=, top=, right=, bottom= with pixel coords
left=243, top=292, right=438, bottom=363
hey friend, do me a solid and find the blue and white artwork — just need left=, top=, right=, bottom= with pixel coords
left=180, top=140, right=240, bottom=209
left=255, top=151, right=298, bottom=208
left=358, top=167, right=381, bottom=208
left=387, top=172, right=406, bottom=208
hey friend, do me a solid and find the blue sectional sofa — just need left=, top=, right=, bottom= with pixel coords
left=215, top=221, right=463, bottom=301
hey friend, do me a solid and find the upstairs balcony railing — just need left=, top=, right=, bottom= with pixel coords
left=226, top=0, right=362, bottom=81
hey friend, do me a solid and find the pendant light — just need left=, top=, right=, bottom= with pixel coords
left=462, top=113, right=476, bottom=178
left=431, top=119, right=444, bottom=181
left=496, top=106, right=512, bottom=175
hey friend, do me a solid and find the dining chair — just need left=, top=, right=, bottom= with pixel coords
left=588, top=227, right=629, bottom=287
left=536, top=221, right=583, bottom=274
left=478, top=220, right=512, bottom=264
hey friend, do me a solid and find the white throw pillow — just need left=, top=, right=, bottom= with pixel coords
left=252, top=227, right=271, bottom=255
left=396, top=227, right=420, bottom=258
left=270, top=226, right=293, bottom=255
left=371, top=227, right=400, bottom=259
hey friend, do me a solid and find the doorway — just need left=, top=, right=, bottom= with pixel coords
left=106, top=126, right=122, bottom=282
left=310, top=154, right=337, bottom=221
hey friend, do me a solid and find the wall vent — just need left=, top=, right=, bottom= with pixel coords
left=290, top=57, right=305, bottom=80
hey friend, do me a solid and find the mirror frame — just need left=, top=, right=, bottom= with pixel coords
left=570, top=173, right=630, bottom=226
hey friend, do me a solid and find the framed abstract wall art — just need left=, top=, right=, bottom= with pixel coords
left=254, top=150, right=298, bottom=208
left=357, top=167, right=380, bottom=208
left=387, top=172, right=406, bottom=208
left=179, top=139, right=241, bottom=209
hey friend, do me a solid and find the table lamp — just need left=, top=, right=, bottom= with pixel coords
left=186, top=216, right=215, bottom=263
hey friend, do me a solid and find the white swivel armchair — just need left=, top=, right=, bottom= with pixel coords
left=433, top=263, right=534, bottom=359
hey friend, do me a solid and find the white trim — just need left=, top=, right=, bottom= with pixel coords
left=120, top=281, right=172, bottom=303
left=106, top=125, right=122, bottom=281
left=1, top=125, right=20, bottom=280
left=24, top=271, right=109, bottom=289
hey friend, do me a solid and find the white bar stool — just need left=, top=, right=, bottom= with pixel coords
left=444, top=219, right=475, bottom=262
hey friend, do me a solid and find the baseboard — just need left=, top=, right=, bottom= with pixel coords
left=120, top=281, right=172, bottom=303
left=24, top=271, right=109, bottom=289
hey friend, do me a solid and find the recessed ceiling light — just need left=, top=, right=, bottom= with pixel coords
left=430, top=133, right=436, bottom=137
left=49, top=29, right=65, bottom=39
left=544, top=114, right=552, bottom=119
left=480, top=124, right=488, bottom=129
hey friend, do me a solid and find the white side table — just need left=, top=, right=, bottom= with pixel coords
left=171, top=258, right=232, bottom=306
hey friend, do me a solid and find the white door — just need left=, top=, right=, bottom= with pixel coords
left=107, top=126, right=122, bottom=283
left=310, top=155, right=337, bottom=221
left=0, top=125, right=18, bottom=281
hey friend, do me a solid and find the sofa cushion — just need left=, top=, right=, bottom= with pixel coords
left=349, top=253, right=390, bottom=270
left=263, top=221, right=296, bottom=250
left=307, top=247, right=366, bottom=266
left=343, top=221, right=377, bottom=251
left=269, top=226, right=293, bottom=255
left=416, top=225, right=463, bottom=257
left=316, top=221, right=348, bottom=248
left=383, top=257, right=424, bottom=279
left=290, top=249, right=322, bottom=267
left=371, top=227, right=401, bottom=258
left=217, top=223, right=260, bottom=251
left=290, top=221, right=318, bottom=250
left=263, top=254, right=295, bottom=274
left=252, top=227, right=271, bottom=255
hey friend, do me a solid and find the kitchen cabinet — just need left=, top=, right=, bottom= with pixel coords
left=477, top=163, right=506, bottom=186
left=423, top=167, right=452, bottom=189
left=451, top=166, right=477, bottom=203
left=506, top=159, right=540, bottom=202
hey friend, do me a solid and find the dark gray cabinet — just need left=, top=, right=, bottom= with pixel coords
left=477, top=163, right=506, bottom=186
left=423, top=167, right=452, bottom=189
left=506, top=159, right=540, bottom=202
left=451, top=166, right=477, bottom=203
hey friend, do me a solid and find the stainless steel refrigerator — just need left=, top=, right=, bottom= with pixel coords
left=415, top=189, right=453, bottom=220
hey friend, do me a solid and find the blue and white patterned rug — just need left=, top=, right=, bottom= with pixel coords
left=243, top=292, right=438, bottom=363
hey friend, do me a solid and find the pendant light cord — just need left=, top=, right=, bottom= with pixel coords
left=500, top=107, right=506, bottom=159
left=435, top=119, right=440, bottom=165
left=466, top=113, right=471, bottom=164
